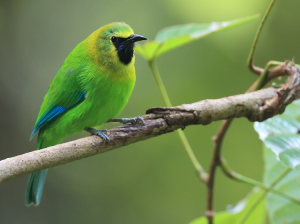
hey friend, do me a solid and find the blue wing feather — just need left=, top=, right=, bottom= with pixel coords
left=30, top=90, right=86, bottom=139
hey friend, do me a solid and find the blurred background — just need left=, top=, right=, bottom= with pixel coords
left=1, top=0, right=300, bottom=223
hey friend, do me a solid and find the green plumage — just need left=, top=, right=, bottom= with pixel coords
left=26, top=22, right=147, bottom=206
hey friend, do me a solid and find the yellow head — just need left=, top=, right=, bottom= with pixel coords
left=88, top=22, right=147, bottom=68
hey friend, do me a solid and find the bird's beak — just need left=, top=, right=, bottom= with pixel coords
left=126, top=34, right=148, bottom=43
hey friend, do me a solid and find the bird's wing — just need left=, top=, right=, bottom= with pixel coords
left=30, top=65, right=86, bottom=139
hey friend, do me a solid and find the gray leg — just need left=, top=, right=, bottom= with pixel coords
left=85, top=127, right=110, bottom=142
left=108, top=116, right=144, bottom=124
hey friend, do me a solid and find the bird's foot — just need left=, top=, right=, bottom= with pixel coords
left=109, top=116, right=144, bottom=125
left=85, top=127, right=110, bottom=143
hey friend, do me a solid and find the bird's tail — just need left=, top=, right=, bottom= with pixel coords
left=25, top=135, right=48, bottom=206
left=25, top=169, right=48, bottom=206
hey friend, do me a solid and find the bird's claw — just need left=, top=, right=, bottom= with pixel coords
left=121, top=116, right=144, bottom=125
left=109, top=116, right=144, bottom=125
left=85, top=128, right=110, bottom=143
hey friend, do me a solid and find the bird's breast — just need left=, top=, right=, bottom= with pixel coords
left=82, top=67, right=136, bottom=127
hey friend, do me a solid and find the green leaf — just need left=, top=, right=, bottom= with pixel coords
left=135, top=15, right=259, bottom=60
left=282, top=100, right=300, bottom=122
left=254, top=100, right=300, bottom=168
left=264, top=146, right=300, bottom=224
left=189, top=188, right=266, bottom=224
left=254, top=100, right=300, bottom=222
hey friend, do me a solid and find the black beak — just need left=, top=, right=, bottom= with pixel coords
left=126, top=34, right=148, bottom=43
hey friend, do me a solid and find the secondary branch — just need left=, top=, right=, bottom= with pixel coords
left=1, top=65, right=300, bottom=184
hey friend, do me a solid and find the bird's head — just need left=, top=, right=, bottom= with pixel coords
left=94, top=22, right=147, bottom=66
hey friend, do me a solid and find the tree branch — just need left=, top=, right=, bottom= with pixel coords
left=205, top=62, right=299, bottom=223
left=1, top=65, right=300, bottom=184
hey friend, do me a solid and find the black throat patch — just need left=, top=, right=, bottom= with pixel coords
left=112, top=37, right=134, bottom=65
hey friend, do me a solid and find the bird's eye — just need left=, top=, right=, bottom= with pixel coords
left=111, top=36, right=117, bottom=43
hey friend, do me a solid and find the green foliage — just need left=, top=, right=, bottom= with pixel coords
left=263, top=146, right=300, bottom=224
left=253, top=100, right=300, bottom=223
left=282, top=100, right=300, bottom=121
left=254, top=101, right=300, bottom=168
left=189, top=188, right=266, bottom=224
left=135, top=15, right=259, bottom=60
left=139, top=7, right=300, bottom=223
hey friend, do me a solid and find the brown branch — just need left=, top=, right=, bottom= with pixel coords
left=205, top=119, right=232, bottom=222
left=247, top=62, right=290, bottom=92
left=0, top=64, right=299, bottom=185
left=205, top=62, right=299, bottom=224
left=206, top=3, right=279, bottom=221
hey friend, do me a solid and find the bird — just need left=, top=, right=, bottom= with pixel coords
left=25, top=22, right=147, bottom=206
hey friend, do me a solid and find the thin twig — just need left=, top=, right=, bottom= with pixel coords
left=247, top=0, right=276, bottom=75
left=148, top=60, right=172, bottom=107
left=206, top=119, right=232, bottom=224
left=220, top=158, right=300, bottom=206
left=148, top=60, right=208, bottom=181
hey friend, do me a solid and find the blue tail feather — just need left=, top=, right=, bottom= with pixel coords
left=25, top=169, right=48, bottom=206
left=26, top=90, right=87, bottom=205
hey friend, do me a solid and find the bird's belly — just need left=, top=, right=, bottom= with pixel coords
left=80, top=78, right=135, bottom=128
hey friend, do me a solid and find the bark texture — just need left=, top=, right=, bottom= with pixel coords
left=1, top=66, right=300, bottom=184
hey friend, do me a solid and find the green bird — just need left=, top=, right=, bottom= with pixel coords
left=26, top=22, right=147, bottom=206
